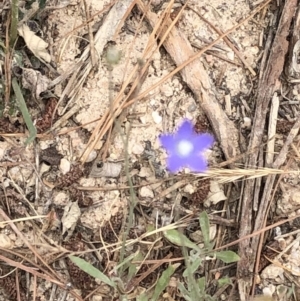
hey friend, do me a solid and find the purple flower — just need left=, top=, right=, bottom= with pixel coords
left=159, top=120, right=214, bottom=173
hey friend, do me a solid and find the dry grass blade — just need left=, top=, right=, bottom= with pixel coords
left=200, top=167, right=293, bottom=183
left=0, top=215, right=46, bottom=227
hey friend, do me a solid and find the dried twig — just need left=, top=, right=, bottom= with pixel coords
left=237, top=1, right=298, bottom=299
left=266, top=92, right=279, bottom=167
left=285, top=5, right=300, bottom=79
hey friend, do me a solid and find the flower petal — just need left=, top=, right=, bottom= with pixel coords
left=187, top=155, right=208, bottom=172
left=159, top=134, right=175, bottom=153
left=167, top=155, right=184, bottom=173
left=159, top=119, right=214, bottom=174
left=176, top=120, right=194, bottom=138
left=192, top=133, right=214, bottom=151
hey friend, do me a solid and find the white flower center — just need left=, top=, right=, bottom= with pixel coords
left=177, top=140, right=194, bottom=157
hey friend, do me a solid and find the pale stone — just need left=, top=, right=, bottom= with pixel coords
left=227, top=51, right=235, bottom=61
left=183, top=184, right=195, bottom=194
left=242, top=117, right=251, bottom=129
left=0, top=233, right=13, bottom=249
left=152, top=111, right=162, bottom=124
left=131, top=143, right=144, bottom=155
left=0, top=141, right=9, bottom=160
left=139, top=167, right=153, bottom=178
left=261, top=264, right=284, bottom=279
left=86, top=150, right=97, bottom=163
left=40, top=162, right=51, bottom=174
left=140, top=186, right=154, bottom=198
left=53, top=191, right=70, bottom=206
left=59, top=158, right=71, bottom=174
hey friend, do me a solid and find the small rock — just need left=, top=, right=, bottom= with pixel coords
left=204, top=181, right=226, bottom=207
left=59, top=158, right=71, bottom=174
left=0, top=233, right=13, bottom=249
left=262, top=285, right=275, bottom=297
left=172, top=78, right=180, bottom=87
left=53, top=191, right=70, bottom=206
left=188, top=102, right=197, bottom=112
left=139, top=167, right=153, bottom=178
left=242, top=117, right=251, bottom=129
left=152, top=111, right=162, bottom=124
left=40, top=162, right=51, bottom=174
left=86, top=150, right=97, bottom=163
left=140, top=116, right=147, bottom=124
left=0, top=141, right=9, bottom=161
left=227, top=51, right=235, bottom=61
left=261, top=264, right=284, bottom=279
left=131, top=143, right=144, bottom=155
left=140, top=186, right=154, bottom=198
left=183, top=184, right=196, bottom=194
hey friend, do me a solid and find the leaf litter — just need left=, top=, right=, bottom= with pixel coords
left=1, top=0, right=300, bottom=301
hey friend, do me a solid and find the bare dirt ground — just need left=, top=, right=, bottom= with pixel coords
left=1, top=0, right=300, bottom=300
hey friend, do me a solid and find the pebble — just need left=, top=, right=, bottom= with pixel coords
left=59, top=158, right=71, bottom=174
left=139, top=167, right=153, bottom=178
left=140, top=186, right=154, bottom=198
left=183, top=184, right=195, bottom=194
left=227, top=51, right=235, bottom=61
left=0, top=233, right=13, bottom=249
left=242, top=117, right=251, bottom=129
left=86, top=150, right=97, bottom=163
left=131, top=143, right=144, bottom=155
left=152, top=111, right=162, bottom=124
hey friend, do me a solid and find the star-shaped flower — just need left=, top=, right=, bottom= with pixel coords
left=159, top=120, right=214, bottom=173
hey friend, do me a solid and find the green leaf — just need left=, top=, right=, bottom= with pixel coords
left=12, top=78, right=37, bottom=145
left=183, top=258, right=202, bottom=278
left=115, top=251, right=138, bottom=272
left=146, top=224, right=155, bottom=233
left=164, top=229, right=200, bottom=251
left=197, top=277, right=206, bottom=293
left=177, top=282, right=192, bottom=301
left=127, top=252, right=144, bottom=280
left=215, top=251, right=240, bottom=263
left=217, top=277, right=232, bottom=287
left=10, top=0, right=19, bottom=47
left=68, top=255, right=115, bottom=288
left=199, top=211, right=210, bottom=248
left=151, top=264, right=179, bottom=301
